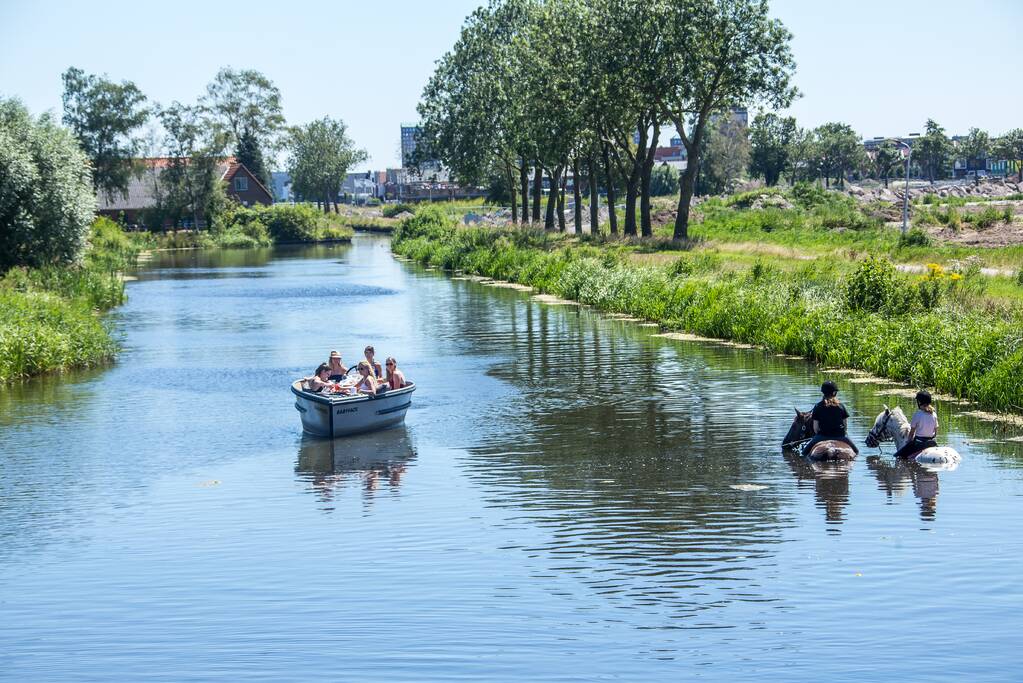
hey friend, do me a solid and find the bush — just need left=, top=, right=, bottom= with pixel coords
left=256, top=204, right=319, bottom=242
left=844, top=256, right=899, bottom=312
left=898, top=228, right=931, bottom=247
left=0, top=99, right=95, bottom=271
left=965, top=206, right=1003, bottom=230
left=383, top=203, right=416, bottom=218
left=788, top=182, right=830, bottom=209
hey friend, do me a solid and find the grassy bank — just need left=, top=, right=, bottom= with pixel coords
left=131, top=203, right=354, bottom=250
left=393, top=206, right=1023, bottom=413
left=0, top=218, right=140, bottom=382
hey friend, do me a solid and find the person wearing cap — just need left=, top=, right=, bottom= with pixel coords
left=894, top=390, right=939, bottom=459
left=327, top=351, right=348, bottom=382
left=801, top=380, right=859, bottom=456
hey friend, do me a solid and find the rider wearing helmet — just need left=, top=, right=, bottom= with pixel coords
left=802, top=380, right=860, bottom=456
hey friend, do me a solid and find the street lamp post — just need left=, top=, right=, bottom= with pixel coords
left=873, top=133, right=920, bottom=234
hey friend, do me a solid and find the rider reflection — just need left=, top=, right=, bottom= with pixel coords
left=783, top=450, right=851, bottom=525
left=866, top=455, right=941, bottom=521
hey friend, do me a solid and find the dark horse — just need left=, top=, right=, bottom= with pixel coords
left=782, top=408, right=857, bottom=461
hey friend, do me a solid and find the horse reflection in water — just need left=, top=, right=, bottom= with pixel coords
left=295, top=427, right=417, bottom=508
left=866, top=455, right=942, bottom=521
left=783, top=450, right=852, bottom=524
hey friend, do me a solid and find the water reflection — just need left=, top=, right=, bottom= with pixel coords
left=867, top=455, right=942, bottom=521
left=295, top=427, right=417, bottom=509
left=783, top=450, right=851, bottom=526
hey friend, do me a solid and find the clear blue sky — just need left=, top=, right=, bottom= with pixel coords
left=2, top=0, right=1020, bottom=171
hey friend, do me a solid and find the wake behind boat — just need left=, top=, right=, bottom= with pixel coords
left=292, top=379, right=415, bottom=437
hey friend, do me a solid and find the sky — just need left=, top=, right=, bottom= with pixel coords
left=2, top=0, right=1021, bottom=172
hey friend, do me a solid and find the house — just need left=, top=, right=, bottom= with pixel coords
left=97, top=157, right=273, bottom=228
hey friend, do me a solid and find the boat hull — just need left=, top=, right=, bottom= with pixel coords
left=292, top=381, right=415, bottom=437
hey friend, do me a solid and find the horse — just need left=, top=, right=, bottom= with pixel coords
left=864, top=405, right=961, bottom=468
left=782, top=408, right=857, bottom=461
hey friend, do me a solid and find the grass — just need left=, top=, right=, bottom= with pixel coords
left=392, top=205, right=1023, bottom=413
left=0, top=217, right=142, bottom=383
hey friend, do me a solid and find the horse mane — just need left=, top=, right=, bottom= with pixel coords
left=890, top=405, right=909, bottom=426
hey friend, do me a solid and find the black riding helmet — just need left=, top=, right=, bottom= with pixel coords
left=916, top=390, right=932, bottom=405
left=821, top=380, right=838, bottom=396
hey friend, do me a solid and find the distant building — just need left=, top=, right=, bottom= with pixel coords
left=401, top=124, right=421, bottom=168
left=97, top=157, right=272, bottom=229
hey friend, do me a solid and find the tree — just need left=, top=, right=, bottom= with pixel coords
left=814, top=122, right=864, bottom=188
left=649, top=163, right=679, bottom=196
left=749, top=112, right=795, bottom=186
left=158, top=102, right=229, bottom=230
left=0, top=99, right=95, bottom=270
left=916, top=119, right=952, bottom=183
left=61, top=66, right=149, bottom=201
left=957, top=127, right=990, bottom=185
left=654, top=0, right=797, bottom=239
left=288, top=117, right=367, bottom=213
left=994, top=128, right=1023, bottom=182
left=698, top=115, right=751, bottom=195
left=204, top=68, right=285, bottom=187
left=872, top=142, right=902, bottom=188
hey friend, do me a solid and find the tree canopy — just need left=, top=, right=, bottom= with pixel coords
left=204, top=68, right=285, bottom=187
left=287, top=117, right=367, bottom=211
left=61, top=67, right=149, bottom=202
left=0, top=99, right=95, bottom=270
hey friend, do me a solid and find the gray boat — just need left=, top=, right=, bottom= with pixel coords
left=291, top=379, right=415, bottom=437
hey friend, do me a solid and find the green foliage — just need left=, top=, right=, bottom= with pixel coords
left=287, top=117, right=367, bottom=205
left=749, top=112, right=796, bottom=186
left=0, top=98, right=96, bottom=272
left=61, top=67, right=149, bottom=201
left=649, top=164, right=680, bottom=196
left=382, top=203, right=416, bottom=218
left=898, top=229, right=932, bottom=248
left=844, top=257, right=899, bottom=312
left=916, top=119, right=953, bottom=182
left=393, top=225, right=1023, bottom=411
left=963, top=206, right=1004, bottom=230
left=788, top=182, right=829, bottom=208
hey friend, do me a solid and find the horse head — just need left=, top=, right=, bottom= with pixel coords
left=782, top=406, right=813, bottom=449
left=865, top=404, right=906, bottom=448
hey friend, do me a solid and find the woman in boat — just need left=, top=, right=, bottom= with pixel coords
left=801, top=381, right=860, bottom=456
left=384, top=357, right=407, bottom=390
left=353, top=360, right=378, bottom=395
left=327, top=351, right=348, bottom=382
left=894, top=390, right=939, bottom=459
left=306, top=363, right=334, bottom=393
left=363, top=345, right=384, bottom=379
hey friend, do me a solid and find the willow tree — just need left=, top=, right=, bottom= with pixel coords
left=653, top=0, right=797, bottom=240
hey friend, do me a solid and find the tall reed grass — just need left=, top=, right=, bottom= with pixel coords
left=393, top=207, right=1023, bottom=412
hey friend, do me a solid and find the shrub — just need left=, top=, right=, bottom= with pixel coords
left=788, top=182, right=829, bottom=209
left=964, top=206, right=1003, bottom=230
left=383, top=203, right=416, bottom=218
left=0, top=99, right=95, bottom=271
left=844, top=256, right=899, bottom=312
left=1017, top=268, right=1023, bottom=288
left=898, top=228, right=931, bottom=247
left=256, top=204, right=319, bottom=242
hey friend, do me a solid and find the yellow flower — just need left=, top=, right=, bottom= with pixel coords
left=950, top=273, right=963, bottom=281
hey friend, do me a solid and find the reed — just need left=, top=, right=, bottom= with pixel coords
left=393, top=210, right=1023, bottom=413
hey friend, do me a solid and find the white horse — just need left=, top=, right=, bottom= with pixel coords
left=865, top=405, right=961, bottom=468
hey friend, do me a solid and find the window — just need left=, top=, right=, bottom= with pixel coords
left=234, top=176, right=249, bottom=192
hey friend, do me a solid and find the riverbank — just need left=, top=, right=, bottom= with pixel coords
left=0, top=218, right=140, bottom=383
left=392, top=206, right=1023, bottom=413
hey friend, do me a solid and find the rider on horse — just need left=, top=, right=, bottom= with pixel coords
left=801, top=381, right=860, bottom=457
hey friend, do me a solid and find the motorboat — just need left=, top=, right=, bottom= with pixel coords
left=291, top=376, right=415, bottom=437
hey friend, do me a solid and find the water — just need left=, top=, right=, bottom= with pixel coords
left=2, top=235, right=1022, bottom=681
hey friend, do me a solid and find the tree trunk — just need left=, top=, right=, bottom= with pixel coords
left=573, top=157, right=583, bottom=235
left=544, top=167, right=561, bottom=230
left=587, top=156, right=599, bottom=235
left=673, top=160, right=697, bottom=241
left=602, top=143, right=618, bottom=236
left=640, top=119, right=660, bottom=238
left=532, top=166, right=542, bottom=222
left=557, top=169, right=567, bottom=232
left=519, top=162, right=529, bottom=226
left=504, top=160, right=517, bottom=224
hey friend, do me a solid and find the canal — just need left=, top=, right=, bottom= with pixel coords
left=2, top=234, right=1022, bottom=681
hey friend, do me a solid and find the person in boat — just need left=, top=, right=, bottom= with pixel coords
left=384, top=356, right=407, bottom=390
left=305, top=363, right=335, bottom=393
left=327, top=350, right=348, bottom=382
left=363, top=345, right=383, bottom=379
left=893, top=390, right=939, bottom=459
left=353, top=360, right=378, bottom=395
left=801, top=381, right=860, bottom=456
